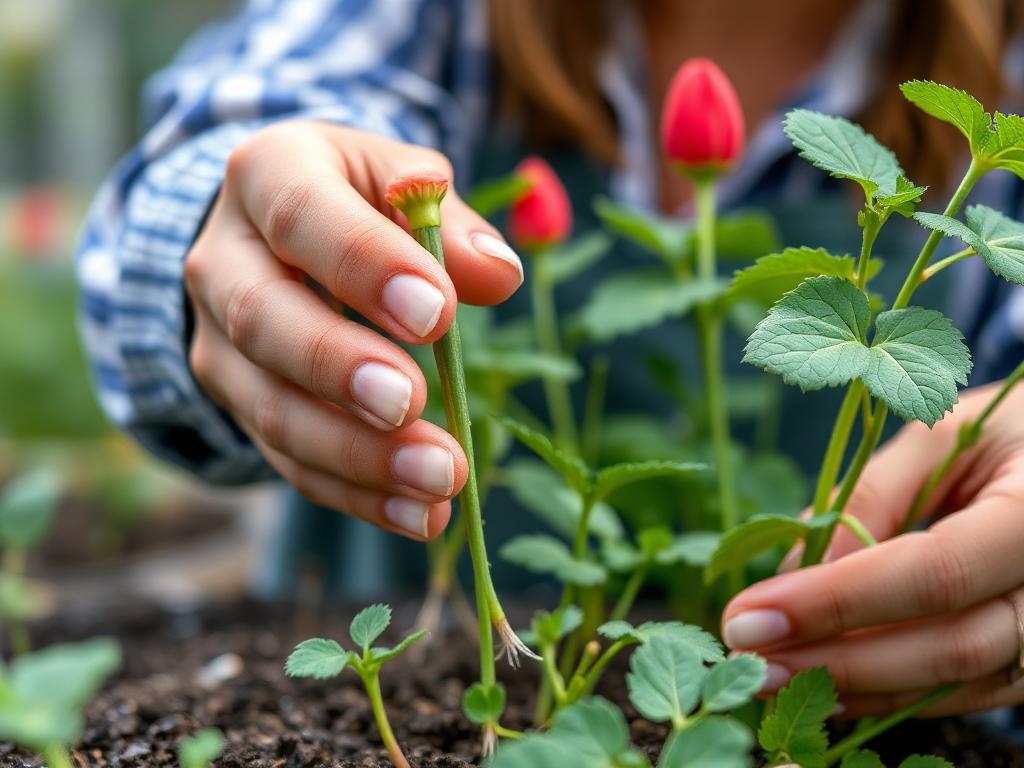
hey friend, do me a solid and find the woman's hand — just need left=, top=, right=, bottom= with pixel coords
left=722, top=379, right=1024, bottom=717
left=184, top=122, right=523, bottom=540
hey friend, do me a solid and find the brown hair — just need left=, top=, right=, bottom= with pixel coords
left=487, top=0, right=1021, bottom=189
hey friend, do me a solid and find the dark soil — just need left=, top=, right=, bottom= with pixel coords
left=2, top=600, right=1023, bottom=767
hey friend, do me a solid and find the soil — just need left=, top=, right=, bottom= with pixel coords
left=2, top=600, right=1023, bottom=767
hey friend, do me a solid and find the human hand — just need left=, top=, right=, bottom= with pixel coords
left=184, top=122, right=523, bottom=539
left=722, top=379, right=1024, bottom=716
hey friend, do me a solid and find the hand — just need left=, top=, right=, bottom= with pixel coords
left=722, top=379, right=1024, bottom=717
left=184, top=122, right=523, bottom=539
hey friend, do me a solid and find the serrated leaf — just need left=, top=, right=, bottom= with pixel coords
left=627, top=635, right=705, bottom=724
left=841, top=751, right=885, bottom=768
left=597, top=621, right=725, bottom=663
left=655, top=532, right=721, bottom=567
left=706, top=513, right=838, bottom=583
left=546, top=232, right=612, bottom=284
left=899, top=757, right=955, bottom=768
left=914, top=212, right=991, bottom=260
left=593, top=461, right=709, bottom=503
left=467, top=172, right=531, bottom=218
left=987, top=112, right=1024, bottom=179
left=862, top=307, right=971, bottom=426
left=657, top=716, right=753, bottom=768
left=178, top=728, right=225, bottom=768
left=594, top=196, right=692, bottom=261
left=0, top=469, right=61, bottom=550
left=900, top=80, right=991, bottom=154
left=349, top=604, right=391, bottom=651
left=505, top=459, right=623, bottom=542
left=701, top=655, right=767, bottom=712
left=758, top=667, right=837, bottom=768
left=500, top=535, right=607, bottom=586
left=576, top=271, right=727, bottom=342
left=784, top=109, right=902, bottom=199
left=743, top=276, right=871, bottom=391
left=370, top=628, right=428, bottom=663
left=728, top=248, right=865, bottom=306
left=462, top=682, right=506, bottom=725
left=500, top=417, right=591, bottom=495
left=875, top=176, right=928, bottom=217
left=285, top=638, right=350, bottom=679
left=963, top=205, right=1024, bottom=284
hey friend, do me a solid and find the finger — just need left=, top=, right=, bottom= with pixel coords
left=254, top=435, right=451, bottom=540
left=188, top=228, right=426, bottom=430
left=193, top=323, right=468, bottom=502
left=839, top=672, right=1024, bottom=718
left=723, top=448, right=1024, bottom=650
left=761, top=597, right=1018, bottom=694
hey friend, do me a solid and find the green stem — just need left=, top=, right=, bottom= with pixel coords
left=493, top=724, right=524, bottom=740
left=919, top=248, right=975, bottom=284
left=362, top=671, right=409, bottom=768
left=541, top=642, right=567, bottom=703
left=901, top=359, right=1024, bottom=533
left=414, top=226, right=498, bottom=688
left=581, top=355, right=609, bottom=467
left=609, top=567, right=646, bottom=622
left=855, top=217, right=881, bottom=289
left=693, top=178, right=740, bottom=593
left=40, top=745, right=73, bottom=768
left=823, top=684, right=959, bottom=765
left=839, top=513, right=878, bottom=548
left=530, top=249, right=578, bottom=452
left=4, top=550, right=29, bottom=655
left=577, top=639, right=634, bottom=699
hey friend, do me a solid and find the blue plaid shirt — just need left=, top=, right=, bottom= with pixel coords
left=75, top=0, right=1024, bottom=483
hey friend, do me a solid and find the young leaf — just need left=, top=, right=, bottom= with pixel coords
left=900, top=81, right=991, bottom=154
left=546, top=232, right=612, bottom=284
left=500, top=535, right=607, bottom=586
left=758, top=667, right=837, bottom=768
left=783, top=109, right=901, bottom=199
left=592, top=461, right=709, bottom=503
left=594, top=196, right=692, bottom=262
left=862, top=307, right=971, bottom=426
left=500, top=417, right=591, bottom=495
left=178, top=728, right=225, bottom=768
left=728, top=248, right=860, bottom=306
left=285, top=638, right=351, bottom=679
left=743, top=276, right=871, bottom=391
left=370, top=628, right=428, bottom=663
left=874, top=176, right=927, bottom=217
left=627, top=635, right=705, bottom=725
left=701, top=654, right=767, bottom=712
left=913, top=212, right=991, bottom=260
left=11, top=637, right=121, bottom=710
left=349, top=604, right=391, bottom=651
left=576, top=271, right=727, bottom=343
left=466, top=172, right=530, bottom=218
left=598, top=621, right=725, bottom=663
left=526, top=606, right=584, bottom=647
left=706, top=513, right=838, bottom=584
left=0, top=469, right=61, bottom=551
left=462, top=682, right=506, bottom=725
left=899, top=757, right=955, bottom=768
left=963, top=204, right=1024, bottom=284
left=655, top=532, right=721, bottom=568
left=841, top=751, right=885, bottom=768
left=552, top=697, right=647, bottom=766
left=657, top=716, right=753, bottom=768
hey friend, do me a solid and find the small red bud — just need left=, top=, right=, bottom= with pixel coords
left=509, top=157, right=572, bottom=250
left=661, top=58, right=745, bottom=176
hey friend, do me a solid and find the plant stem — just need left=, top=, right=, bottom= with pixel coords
left=839, top=513, right=878, bottom=548
left=693, top=178, right=740, bottom=593
left=362, top=671, right=409, bottom=768
left=610, top=567, right=647, bottom=622
left=4, top=549, right=29, bottom=655
left=541, top=641, right=567, bottom=703
left=901, top=359, right=1024, bottom=533
left=414, top=226, right=499, bottom=688
left=919, top=248, right=975, bottom=283
left=581, top=355, right=609, bottom=467
left=529, top=248, right=578, bottom=452
left=855, top=217, right=881, bottom=289
left=823, top=684, right=958, bottom=765
left=493, top=724, right=524, bottom=740
left=40, top=745, right=73, bottom=768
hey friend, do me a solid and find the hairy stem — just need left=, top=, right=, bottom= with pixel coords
left=363, top=671, right=409, bottom=768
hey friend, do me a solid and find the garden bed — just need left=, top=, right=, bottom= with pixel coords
left=2, top=600, right=1022, bottom=767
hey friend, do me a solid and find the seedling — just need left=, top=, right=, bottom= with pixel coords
left=286, top=604, right=426, bottom=768
left=178, top=728, right=225, bottom=768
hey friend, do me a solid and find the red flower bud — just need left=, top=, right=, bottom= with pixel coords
left=661, top=58, right=745, bottom=176
left=509, top=157, right=572, bottom=250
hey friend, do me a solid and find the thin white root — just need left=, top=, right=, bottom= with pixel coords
left=495, top=619, right=542, bottom=668
left=482, top=724, right=498, bottom=757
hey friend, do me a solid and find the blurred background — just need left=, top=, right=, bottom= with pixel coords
left=0, top=0, right=274, bottom=617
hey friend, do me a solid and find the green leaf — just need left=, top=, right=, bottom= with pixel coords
left=862, top=307, right=971, bottom=426
left=500, top=535, right=607, bottom=586
left=758, top=667, right=837, bottom=768
left=546, top=232, right=612, bottom=284
left=913, top=212, right=991, bottom=260
left=466, top=172, right=530, bottom=218
left=841, top=751, right=885, bottom=768
left=505, top=459, right=623, bottom=542
left=598, top=621, right=725, bottom=663
left=349, top=604, right=391, bottom=651
left=783, top=109, right=902, bottom=199
left=525, top=606, right=584, bottom=647
left=576, top=271, right=727, bottom=343
left=500, top=417, right=591, bottom=495
left=657, top=717, right=753, bottom=768
left=706, top=513, right=838, bottom=584
left=0, top=704, right=81, bottom=752
left=11, top=637, right=121, bottom=710
left=370, top=628, right=428, bottom=663
left=285, top=638, right=351, bottom=679
left=655, top=532, right=721, bottom=567
left=986, top=112, right=1024, bottom=179
left=701, top=655, right=767, bottom=712
left=468, top=350, right=581, bottom=384
left=486, top=734, right=584, bottom=768
left=0, top=469, right=61, bottom=550
left=592, top=461, right=709, bottom=503
left=727, top=248, right=865, bottom=306
left=900, top=80, right=991, bottom=155
left=627, top=635, right=705, bottom=724
left=462, top=682, right=506, bottom=725
left=963, top=205, right=1024, bottom=284
left=594, top=196, right=692, bottom=262
left=743, top=276, right=871, bottom=391
left=178, top=728, right=225, bottom=768
left=875, top=176, right=928, bottom=217
left=713, top=211, right=782, bottom=261
left=899, top=757, right=955, bottom=768
left=602, top=539, right=645, bottom=572
left=552, top=697, right=649, bottom=767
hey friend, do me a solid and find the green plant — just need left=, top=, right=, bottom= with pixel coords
left=286, top=604, right=426, bottom=768
left=178, top=728, right=225, bottom=768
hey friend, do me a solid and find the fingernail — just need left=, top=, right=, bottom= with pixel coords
left=723, top=610, right=791, bottom=649
left=762, top=662, right=792, bottom=692
left=384, top=496, right=430, bottom=537
left=382, top=274, right=445, bottom=337
left=470, top=232, right=523, bottom=283
left=392, top=444, right=454, bottom=496
left=351, top=362, right=412, bottom=427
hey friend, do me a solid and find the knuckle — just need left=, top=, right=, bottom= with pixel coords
left=916, top=534, right=973, bottom=615
left=332, top=219, right=390, bottom=294
left=225, top=132, right=271, bottom=181
left=301, top=324, right=342, bottom=399
left=253, top=388, right=290, bottom=453
left=188, top=338, right=211, bottom=387
left=818, top=579, right=851, bottom=636
left=225, top=281, right=273, bottom=355
left=264, top=174, right=318, bottom=246
left=936, top=626, right=993, bottom=683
